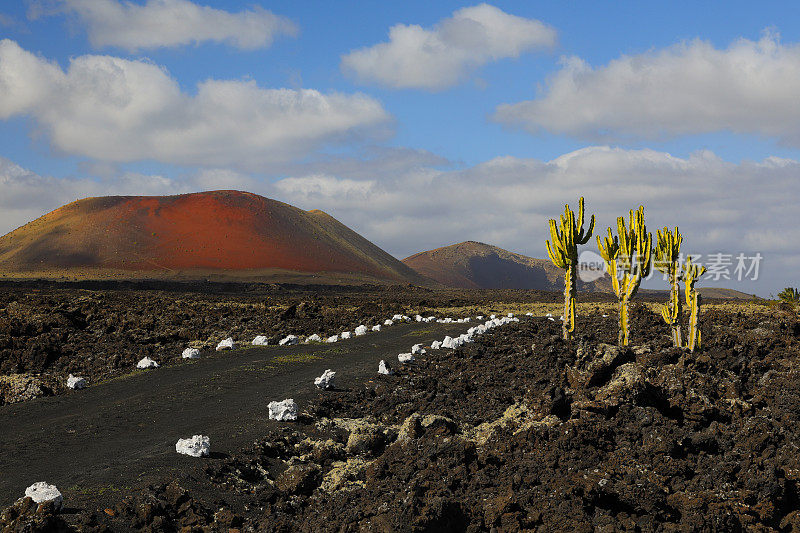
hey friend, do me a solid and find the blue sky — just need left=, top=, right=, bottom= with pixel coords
left=0, top=1, right=799, bottom=295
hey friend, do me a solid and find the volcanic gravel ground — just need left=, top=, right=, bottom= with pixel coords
left=4, top=300, right=799, bottom=532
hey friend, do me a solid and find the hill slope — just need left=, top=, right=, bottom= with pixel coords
left=402, top=241, right=610, bottom=291
left=0, top=190, right=427, bottom=284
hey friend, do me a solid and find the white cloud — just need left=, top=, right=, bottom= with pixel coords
left=0, top=39, right=391, bottom=169
left=493, top=31, right=800, bottom=145
left=29, top=0, right=297, bottom=51
left=272, top=146, right=799, bottom=295
left=341, top=4, right=556, bottom=90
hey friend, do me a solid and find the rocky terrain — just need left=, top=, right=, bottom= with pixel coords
left=1, top=283, right=796, bottom=531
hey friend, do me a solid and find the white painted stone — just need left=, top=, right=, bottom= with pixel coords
left=314, top=369, right=336, bottom=390
left=326, top=335, right=339, bottom=343
left=378, top=360, right=393, bottom=375
left=268, top=399, right=298, bottom=421
left=136, top=357, right=159, bottom=369
left=398, top=353, right=415, bottom=364
left=383, top=319, right=393, bottom=326
left=340, top=331, right=352, bottom=340
left=526, top=312, right=534, bottom=316
left=354, top=325, right=368, bottom=336
left=305, top=334, right=323, bottom=343
left=216, top=338, right=235, bottom=351
left=430, top=341, right=442, bottom=350
left=392, top=314, right=404, bottom=321
left=182, top=347, right=201, bottom=359
left=175, top=435, right=210, bottom=457
left=371, top=325, right=382, bottom=332
left=411, top=344, right=426, bottom=355
left=441, top=336, right=456, bottom=349
left=415, top=315, right=423, bottom=322
left=279, top=335, right=299, bottom=346
left=66, top=374, right=86, bottom=389
left=252, top=336, right=269, bottom=346
left=476, top=315, right=484, bottom=320
left=24, top=482, right=63, bottom=510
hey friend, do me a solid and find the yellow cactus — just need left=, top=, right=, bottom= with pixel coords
left=597, top=206, right=652, bottom=346
left=683, top=256, right=706, bottom=352
left=545, top=197, right=595, bottom=340
left=656, top=227, right=683, bottom=347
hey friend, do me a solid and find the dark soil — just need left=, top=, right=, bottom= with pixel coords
left=3, top=283, right=794, bottom=531
left=0, top=281, right=592, bottom=405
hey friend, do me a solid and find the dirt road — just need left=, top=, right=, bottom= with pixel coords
left=0, top=321, right=469, bottom=510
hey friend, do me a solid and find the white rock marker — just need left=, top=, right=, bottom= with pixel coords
left=24, top=482, right=63, bottom=510
left=66, top=374, right=86, bottom=389
left=378, top=360, right=393, bottom=375
left=326, top=335, right=339, bottom=343
left=279, top=335, right=299, bottom=346
left=340, top=331, right=352, bottom=340
left=411, top=344, right=426, bottom=355
left=216, top=338, right=235, bottom=351
left=354, top=325, right=368, bottom=336
left=182, top=347, right=201, bottom=359
left=398, top=353, right=415, bottom=364
left=314, top=369, right=336, bottom=390
left=305, top=334, right=323, bottom=343
left=252, top=336, right=269, bottom=346
left=269, top=399, right=298, bottom=421
left=430, top=341, right=442, bottom=350
left=383, top=319, right=393, bottom=326
left=371, top=325, right=381, bottom=332
left=137, top=357, right=159, bottom=369
left=175, top=435, right=210, bottom=457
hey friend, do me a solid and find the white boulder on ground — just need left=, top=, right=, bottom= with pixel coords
left=252, top=336, right=269, bottom=346
left=269, top=399, right=298, bottom=421
left=415, top=314, right=423, bottom=322
left=398, top=353, right=415, bottom=364
left=137, top=357, right=159, bottom=369
left=279, top=335, right=299, bottom=346
left=175, top=435, right=210, bottom=457
left=326, top=335, right=339, bottom=343
left=314, top=369, right=336, bottom=390
left=216, top=338, right=235, bottom=351
left=340, top=331, right=352, bottom=340
left=411, top=344, right=426, bottom=355
left=354, top=325, right=368, bottom=336
left=431, top=340, right=442, bottom=350
left=441, top=336, right=456, bottom=349
left=66, top=374, right=86, bottom=390
left=371, top=325, right=381, bottom=332
left=378, top=360, right=393, bottom=375
left=182, top=347, right=201, bottom=359
left=24, top=482, right=63, bottom=510
left=392, top=314, right=404, bottom=321
left=383, top=319, right=393, bottom=326
left=305, top=334, right=323, bottom=343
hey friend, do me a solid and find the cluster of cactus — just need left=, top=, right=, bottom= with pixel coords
left=778, top=288, right=800, bottom=307
left=545, top=197, right=595, bottom=340
left=597, top=206, right=652, bottom=346
left=545, top=201, right=707, bottom=348
left=654, top=226, right=706, bottom=351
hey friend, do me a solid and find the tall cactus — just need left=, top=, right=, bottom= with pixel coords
left=683, top=256, right=706, bottom=352
left=597, top=206, right=653, bottom=346
left=545, top=197, right=595, bottom=340
left=655, top=227, right=683, bottom=347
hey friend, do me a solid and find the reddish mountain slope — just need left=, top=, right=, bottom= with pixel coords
left=403, top=241, right=611, bottom=292
left=0, top=190, right=427, bottom=284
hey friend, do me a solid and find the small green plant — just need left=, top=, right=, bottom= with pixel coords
left=778, top=287, right=800, bottom=307
left=683, top=256, right=706, bottom=352
left=655, top=227, right=683, bottom=347
left=597, top=206, right=653, bottom=346
left=545, top=197, right=595, bottom=340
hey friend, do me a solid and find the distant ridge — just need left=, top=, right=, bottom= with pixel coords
left=402, top=241, right=611, bottom=291
left=0, top=190, right=428, bottom=284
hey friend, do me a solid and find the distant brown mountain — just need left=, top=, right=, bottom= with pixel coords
left=0, top=190, right=428, bottom=284
left=402, top=241, right=611, bottom=291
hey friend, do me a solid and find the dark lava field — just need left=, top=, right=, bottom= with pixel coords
left=1, top=281, right=799, bottom=532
